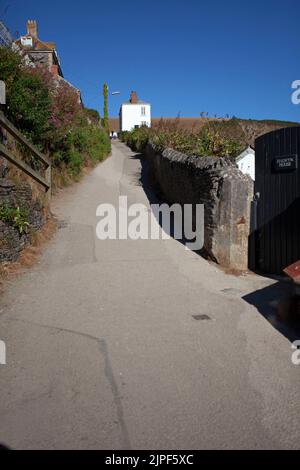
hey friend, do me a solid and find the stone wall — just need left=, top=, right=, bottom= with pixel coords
left=145, top=145, right=254, bottom=271
left=0, top=178, right=46, bottom=262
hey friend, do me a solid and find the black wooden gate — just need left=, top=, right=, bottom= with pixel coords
left=253, top=126, right=300, bottom=275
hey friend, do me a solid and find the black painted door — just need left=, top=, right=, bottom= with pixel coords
left=254, top=126, right=300, bottom=274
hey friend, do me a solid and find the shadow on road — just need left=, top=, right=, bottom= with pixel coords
left=243, top=280, right=300, bottom=343
left=129, top=152, right=207, bottom=257
left=130, top=153, right=300, bottom=344
left=0, top=443, right=11, bottom=450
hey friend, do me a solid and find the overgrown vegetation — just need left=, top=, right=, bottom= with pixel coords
left=0, top=47, right=111, bottom=185
left=200, top=117, right=300, bottom=150
left=149, top=116, right=300, bottom=150
left=121, top=119, right=242, bottom=158
left=0, top=204, right=30, bottom=235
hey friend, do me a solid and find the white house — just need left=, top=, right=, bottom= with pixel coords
left=120, top=91, right=151, bottom=131
left=236, top=146, right=255, bottom=181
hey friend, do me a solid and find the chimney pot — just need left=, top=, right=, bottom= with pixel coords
left=130, top=91, right=138, bottom=104
left=27, top=20, right=38, bottom=38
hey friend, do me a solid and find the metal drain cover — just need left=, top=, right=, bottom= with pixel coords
left=192, top=314, right=211, bottom=321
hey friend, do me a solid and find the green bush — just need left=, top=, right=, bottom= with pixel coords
left=65, top=116, right=111, bottom=167
left=88, top=127, right=111, bottom=162
left=84, top=108, right=101, bottom=125
left=120, top=126, right=150, bottom=152
left=8, top=70, right=52, bottom=145
left=0, top=47, right=111, bottom=184
left=121, top=122, right=241, bottom=159
left=0, top=48, right=51, bottom=145
left=68, top=150, right=84, bottom=176
left=0, top=204, right=30, bottom=235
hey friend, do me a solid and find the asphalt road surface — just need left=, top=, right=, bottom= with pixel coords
left=0, top=141, right=299, bottom=450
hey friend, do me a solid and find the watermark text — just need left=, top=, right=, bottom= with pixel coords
left=291, top=80, right=300, bottom=105
left=96, top=196, right=204, bottom=251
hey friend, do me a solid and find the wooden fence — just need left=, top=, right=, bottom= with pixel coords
left=0, top=111, right=51, bottom=198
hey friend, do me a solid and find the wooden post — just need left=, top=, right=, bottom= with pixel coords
left=0, top=111, right=51, bottom=202
left=0, top=81, right=6, bottom=105
left=45, top=163, right=52, bottom=205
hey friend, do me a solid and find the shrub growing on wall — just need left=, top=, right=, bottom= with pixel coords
left=121, top=120, right=241, bottom=159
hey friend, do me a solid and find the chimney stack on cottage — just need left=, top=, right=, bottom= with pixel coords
left=27, top=20, right=38, bottom=38
left=130, top=91, right=138, bottom=104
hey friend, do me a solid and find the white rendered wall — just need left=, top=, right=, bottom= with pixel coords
left=121, top=104, right=151, bottom=131
left=237, top=151, right=255, bottom=181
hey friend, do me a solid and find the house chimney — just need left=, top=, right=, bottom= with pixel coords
left=130, top=91, right=138, bottom=104
left=27, top=20, right=38, bottom=38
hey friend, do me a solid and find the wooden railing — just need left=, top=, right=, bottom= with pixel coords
left=0, top=111, right=51, bottom=197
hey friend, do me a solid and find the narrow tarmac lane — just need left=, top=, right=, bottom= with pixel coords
left=0, top=141, right=299, bottom=450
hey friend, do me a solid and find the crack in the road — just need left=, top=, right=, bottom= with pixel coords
left=97, top=338, right=131, bottom=449
left=7, top=317, right=131, bottom=449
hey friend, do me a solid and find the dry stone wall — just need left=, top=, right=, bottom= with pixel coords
left=0, top=178, right=46, bottom=262
left=145, top=144, right=254, bottom=271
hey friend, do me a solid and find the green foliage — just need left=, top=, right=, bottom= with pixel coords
left=193, top=127, right=241, bottom=158
left=121, top=121, right=241, bottom=159
left=202, top=118, right=300, bottom=150
left=8, top=70, right=52, bottom=144
left=120, top=126, right=150, bottom=152
left=13, top=206, right=30, bottom=234
left=0, top=47, right=22, bottom=83
left=47, top=87, right=111, bottom=177
left=0, top=48, right=52, bottom=145
left=0, top=47, right=111, bottom=184
left=54, top=114, right=111, bottom=171
left=72, top=120, right=111, bottom=161
left=0, top=204, right=30, bottom=235
left=84, top=108, right=101, bottom=124
left=87, top=126, right=111, bottom=162
left=68, top=150, right=84, bottom=176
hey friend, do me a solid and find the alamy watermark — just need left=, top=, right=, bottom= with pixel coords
left=291, top=80, right=300, bottom=105
left=0, top=340, right=6, bottom=365
left=96, top=196, right=204, bottom=251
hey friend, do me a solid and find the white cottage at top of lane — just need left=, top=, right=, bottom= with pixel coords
left=120, top=91, right=151, bottom=132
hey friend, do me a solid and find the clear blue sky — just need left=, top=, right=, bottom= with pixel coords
left=2, top=0, right=299, bottom=121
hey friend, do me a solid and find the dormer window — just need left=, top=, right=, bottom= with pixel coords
left=21, top=36, right=33, bottom=47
